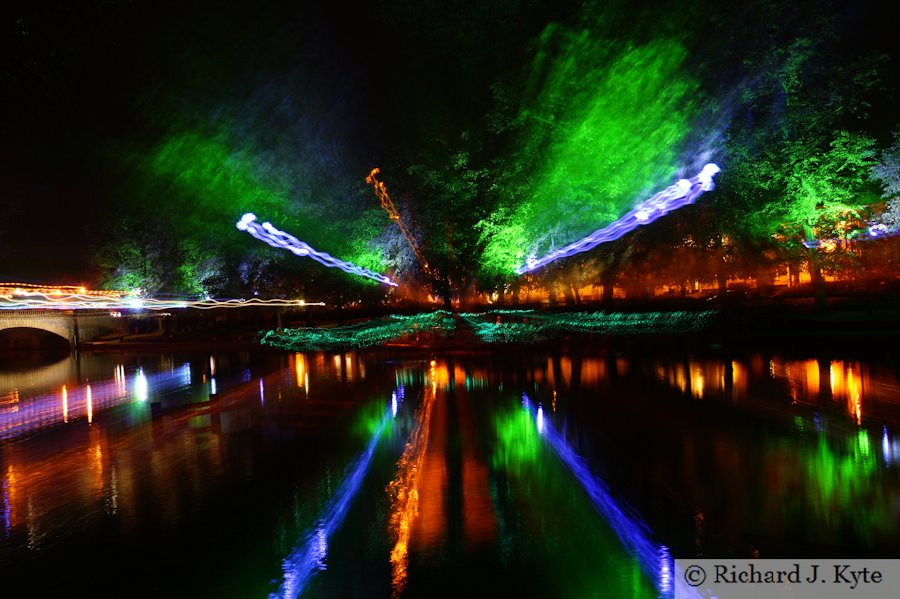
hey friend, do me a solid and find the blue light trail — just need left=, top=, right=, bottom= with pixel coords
left=271, top=391, right=401, bottom=599
left=237, top=213, right=398, bottom=287
left=516, top=164, right=720, bottom=274
left=521, top=393, right=704, bottom=598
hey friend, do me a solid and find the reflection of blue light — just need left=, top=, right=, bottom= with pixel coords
left=210, top=378, right=217, bottom=396
left=2, top=479, right=10, bottom=536
left=885, top=427, right=892, bottom=465
left=259, top=379, right=265, bottom=405
left=536, top=404, right=544, bottom=434
left=658, top=546, right=672, bottom=595
left=522, top=393, right=676, bottom=597
left=391, top=392, right=398, bottom=418
left=271, top=390, right=401, bottom=599
left=135, top=369, right=148, bottom=402
left=180, top=363, right=192, bottom=386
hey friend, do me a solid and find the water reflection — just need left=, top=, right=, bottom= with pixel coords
left=521, top=393, right=666, bottom=595
left=272, top=389, right=401, bottom=599
left=388, top=363, right=438, bottom=596
left=0, top=346, right=898, bottom=597
left=0, top=363, right=193, bottom=441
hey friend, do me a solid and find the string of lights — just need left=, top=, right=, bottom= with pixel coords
left=459, top=309, right=718, bottom=343
left=366, top=168, right=431, bottom=275
left=0, top=293, right=323, bottom=311
left=236, top=213, right=398, bottom=287
left=516, top=163, right=721, bottom=274
left=260, top=311, right=456, bottom=351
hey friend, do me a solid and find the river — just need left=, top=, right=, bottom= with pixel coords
left=1, top=340, right=899, bottom=597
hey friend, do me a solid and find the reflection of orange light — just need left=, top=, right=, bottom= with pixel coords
left=93, top=440, right=104, bottom=497
left=431, top=363, right=450, bottom=389
left=345, top=354, right=354, bottom=382
left=691, top=365, right=704, bottom=399
left=580, top=358, right=606, bottom=385
left=5, top=465, right=16, bottom=528
left=560, top=356, right=572, bottom=387
left=672, top=365, right=687, bottom=393
left=454, top=365, right=466, bottom=387
left=830, top=361, right=843, bottom=399
left=86, top=385, right=93, bottom=424
left=847, top=368, right=862, bottom=424
left=804, top=360, right=820, bottom=397
left=731, top=361, right=746, bottom=400
left=294, top=353, right=306, bottom=388
left=62, top=385, right=68, bottom=423
left=388, top=371, right=437, bottom=597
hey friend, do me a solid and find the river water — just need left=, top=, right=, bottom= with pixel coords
left=1, top=341, right=899, bottom=598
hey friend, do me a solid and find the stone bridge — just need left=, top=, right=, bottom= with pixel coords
left=0, top=310, right=131, bottom=348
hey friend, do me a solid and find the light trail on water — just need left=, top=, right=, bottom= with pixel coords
left=521, top=393, right=704, bottom=599
left=271, top=390, right=403, bottom=599
left=516, top=164, right=720, bottom=274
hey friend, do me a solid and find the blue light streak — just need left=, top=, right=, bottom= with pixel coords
left=237, top=213, right=398, bottom=287
left=516, top=164, right=720, bottom=274
left=271, top=391, right=401, bottom=599
left=521, top=393, right=703, bottom=598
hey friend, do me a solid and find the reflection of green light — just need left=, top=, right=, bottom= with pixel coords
left=857, top=429, right=871, bottom=457
left=493, top=405, right=541, bottom=472
left=490, top=399, right=656, bottom=597
left=780, top=430, right=895, bottom=544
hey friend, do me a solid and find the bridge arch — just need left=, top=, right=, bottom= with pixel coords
left=0, top=312, right=128, bottom=348
left=0, top=318, right=75, bottom=345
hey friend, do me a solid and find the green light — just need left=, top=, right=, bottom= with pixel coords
left=460, top=310, right=718, bottom=343
left=482, top=32, right=700, bottom=271
left=260, top=311, right=456, bottom=351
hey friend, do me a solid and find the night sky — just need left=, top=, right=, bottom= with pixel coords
left=1, top=0, right=896, bottom=287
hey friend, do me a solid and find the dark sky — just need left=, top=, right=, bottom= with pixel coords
left=1, top=0, right=571, bottom=283
left=1, top=0, right=895, bottom=285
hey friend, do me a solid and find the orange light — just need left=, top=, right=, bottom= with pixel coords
left=366, top=168, right=431, bottom=275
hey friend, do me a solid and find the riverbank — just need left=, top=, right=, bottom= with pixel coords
left=74, top=301, right=900, bottom=355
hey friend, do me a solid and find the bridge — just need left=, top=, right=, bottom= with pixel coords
left=0, top=310, right=130, bottom=348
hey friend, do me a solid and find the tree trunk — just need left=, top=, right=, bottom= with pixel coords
left=601, top=269, right=616, bottom=306
left=562, top=284, right=576, bottom=307
left=806, top=248, right=827, bottom=312
left=789, top=262, right=800, bottom=287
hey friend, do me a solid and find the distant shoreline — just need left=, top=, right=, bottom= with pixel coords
left=71, top=302, right=900, bottom=356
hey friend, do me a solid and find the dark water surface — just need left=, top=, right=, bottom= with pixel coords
left=1, top=341, right=899, bottom=598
